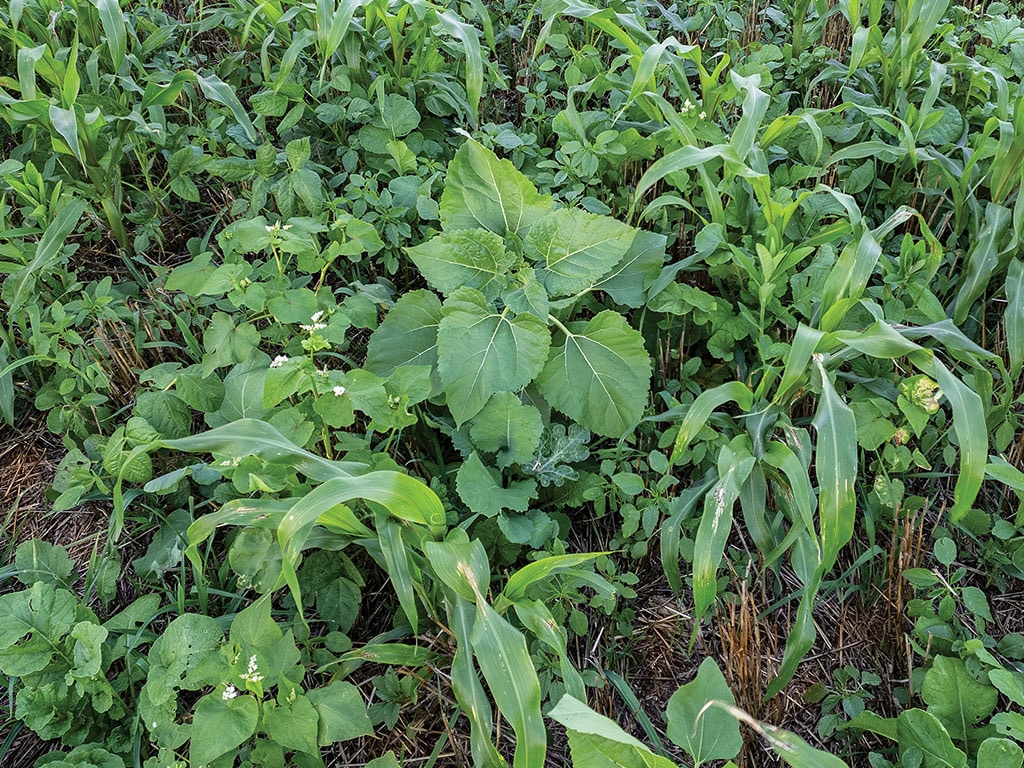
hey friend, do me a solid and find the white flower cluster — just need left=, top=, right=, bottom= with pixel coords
left=300, top=310, right=327, bottom=333
left=239, top=654, right=264, bottom=684
left=681, top=98, right=707, bottom=120
left=270, top=354, right=289, bottom=368
left=222, top=684, right=240, bottom=700
left=265, top=222, right=292, bottom=236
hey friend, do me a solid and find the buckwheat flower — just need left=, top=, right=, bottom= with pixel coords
left=310, top=310, right=325, bottom=322
left=240, top=654, right=264, bottom=683
left=299, top=322, right=328, bottom=332
left=333, top=385, right=347, bottom=397
left=699, top=111, right=707, bottom=120
left=270, top=354, right=288, bottom=368
left=222, top=684, right=239, bottom=700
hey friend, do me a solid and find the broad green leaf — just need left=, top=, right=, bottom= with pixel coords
left=812, top=356, right=857, bottom=569
left=897, top=709, right=967, bottom=768
left=229, top=595, right=283, bottom=650
left=365, top=289, right=442, bottom=378
left=189, top=693, right=259, bottom=767
left=537, top=311, right=651, bottom=438
left=471, top=601, right=546, bottom=768
left=202, top=312, right=260, bottom=373
left=991, top=669, right=1024, bottom=708
left=0, top=582, right=76, bottom=651
left=70, top=621, right=108, bottom=678
left=440, top=139, right=554, bottom=238
left=264, top=696, right=320, bottom=756
left=591, top=229, right=668, bottom=308
left=922, top=656, right=998, bottom=744
left=456, top=451, right=537, bottom=516
left=548, top=695, right=678, bottom=768
left=526, top=208, right=636, bottom=297
left=470, top=392, right=543, bottom=468
left=669, top=381, right=754, bottom=465
left=14, top=539, right=74, bottom=588
left=665, top=658, right=742, bottom=766
left=978, top=738, right=1024, bottom=768
left=307, top=681, right=373, bottom=744
left=407, top=229, right=514, bottom=299
left=437, top=288, right=550, bottom=425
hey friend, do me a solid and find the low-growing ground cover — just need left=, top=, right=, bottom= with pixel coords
left=2, top=0, right=1024, bottom=765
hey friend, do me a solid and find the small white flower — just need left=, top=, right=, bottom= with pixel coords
left=699, top=111, right=707, bottom=120
left=270, top=354, right=288, bottom=368
left=333, top=385, right=347, bottom=397
left=222, top=684, right=239, bottom=700
left=299, top=322, right=327, bottom=332
left=310, top=310, right=325, bottom=322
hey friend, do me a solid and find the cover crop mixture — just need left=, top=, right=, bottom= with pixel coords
left=1, top=0, right=1024, bottom=766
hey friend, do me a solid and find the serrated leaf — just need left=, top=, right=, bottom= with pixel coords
left=896, top=709, right=967, bottom=768
left=922, top=656, right=997, bottom=744
left=441, top=139, right=554, bottom=238
left=526, top=208, right=636, bottom=297
left=438, top=288, right=550, bottom=424
left=537, top=311, right=651, bottom=438
left=665, top=658, right=742, bottom=766
left=457, top=451, right=537, bottom=516
left=592, top=229, right=667, bottom=308
left=14, top=539, right=74, bottom=588
left=406, top=229, right=515, bottom=299
left=470, top=392, right=543, bottom=468
left=365, top=290, right=443, bottom=383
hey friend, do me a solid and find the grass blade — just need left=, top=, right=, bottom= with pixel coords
left=1006, top=258, right=1024, bottom=378
left=693, top=439, right=755, bottom=623
left=93, top=0, right=127, bottom=72
left=668, top=381, right=754, bottom=466
left=812, top=356, right=857, bottom=570
left=3, top=198, right=85, bottom=313
left=471, top=600, right=546, bottom=768
left=448, top=596, right=505, bottom=768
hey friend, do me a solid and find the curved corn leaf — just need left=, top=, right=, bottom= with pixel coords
left=471, top=600, right=546, bottom=768
left=503, top=553, right=605, bottom=601
left=161, top=419, right=365, bottom=482
left=812, top=356, right=857, bottom=570
left=692, top=439, right=756, bottom=623
left=669, top=381, right=754, bottom=466
left=448, top=596, right=506, bottom=768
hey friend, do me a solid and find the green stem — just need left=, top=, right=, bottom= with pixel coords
left=547, top=313, right=573, bottom=338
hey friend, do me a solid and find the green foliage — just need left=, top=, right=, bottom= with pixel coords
left=3, top=0, right=1024, bottom=765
